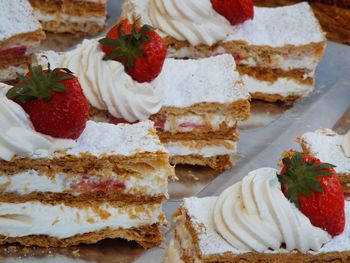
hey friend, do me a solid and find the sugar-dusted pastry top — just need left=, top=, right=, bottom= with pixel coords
left=1, top=82, right=165, bottom=159
left=0, top=0, right=42, bottom=42
left=122, top=1, right=325, bottom=47
left=182, top=196, right=350, bottom=256
left=37, top=49, right=248, bottom=111
left=67, top=120, right=166, bottom=157
left=299, top=129, right=350, bottom=175
left=225, top=2, right=325, bottom=47
left=159, top=54, right=249, bottom=108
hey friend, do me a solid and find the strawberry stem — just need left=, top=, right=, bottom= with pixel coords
left=277, top=152, right=335, bottom=207
left=99, top=23, right=153, bottom=68
left=6, top=65, right=74, bottom=103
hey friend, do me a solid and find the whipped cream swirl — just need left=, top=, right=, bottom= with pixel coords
left=61, top=39, right=163, bottom=122
left=213, top=167, right=331, bottom=253
left=342, top=130, right=350, bottom=157
left=148, top=0, right=232, bottom=46
left=0, top=86, right=76, bottom=161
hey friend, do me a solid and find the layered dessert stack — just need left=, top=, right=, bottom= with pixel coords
left=0, top=0, right=45, bottom=82
left=28, top=0, right=108, bottom=35
left=165, top=161, right=350, bottom=262
left=120, top=0, right=326, bottom=103
left=150, top=55, right=250, bottom=170
left=0, top=65, right=173, bottom=247
left=36, top=19, right=250, bottom=171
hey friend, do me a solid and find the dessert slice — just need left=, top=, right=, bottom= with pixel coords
left=28, top=0, right=107, bottom=35
left=165, top=166, right=349, bottom=262
left=0, top=0, right=45, bottom=82
left=0, top=120, right=170, bottom=248
left=0, top=66, right=173, bottom=248
left=120, top=1, right=326, bottom=103
left=36, top=20, right=250, bottom=171
left=150, top=55, right=250, bottom=171
left=297, top=129, right=350, bottom=195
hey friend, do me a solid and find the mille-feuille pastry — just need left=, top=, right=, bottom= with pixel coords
left=0, top=65, right=173, bottom=248
left=165, top=163, right=349, bottom=262
left=120, top=0, right=326, bottom=103
left=28, top=0, right=107, bottom=35
left=35, top=19, right=250, bottom=171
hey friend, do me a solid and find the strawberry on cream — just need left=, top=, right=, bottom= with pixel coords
left=61, top=39, right=163, bottom=122
left=214, top=168, right=331, bottom=253
left=148, top=0, right=232, bottom=46
left=0, top=86, right=75, bottom=161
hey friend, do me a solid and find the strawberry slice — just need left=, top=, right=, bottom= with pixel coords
left=211, top=0, right=254, bottom=25
left=71, top=175, right=125, bottom=192
left=109, top=116, right=138, bottom=125
left=179, top=122, right=205, bottom=129
left=154, top=118, right=166, bottom=129
left=0, top=46, right=26, bottom=59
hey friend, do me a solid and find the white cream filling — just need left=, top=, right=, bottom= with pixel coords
left=0, top=169, right=167, bottom=196
left=167, top=46, right=317, bottom=72
left=165, top=141, right=236, bottom=158
left=0, top=201, right=163, bottom=239
left=33, top=9, right=106, bottom=25
left=239, top=55, right=318, bottom=72
left=242, top=74, right=314, bottom=97
left=342, top=130, right=350, bottom=158
left=163, top=114, right=237, bottom=133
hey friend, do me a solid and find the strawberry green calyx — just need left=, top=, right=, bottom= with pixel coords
left=277, top=152, right=336, bottom=208
left=6, top=64, right=74, bottom=103
left=99, top=23, right=153, bottom=68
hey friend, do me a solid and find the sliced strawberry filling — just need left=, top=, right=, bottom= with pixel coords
left=0, top=46, right=27, bottom=59
left=109, top=116, right=138, bottom=125
left=179, top=122, right=205, bottom=129
left=233, top=54, right=242, bottom=63
left=155, top=118, right=205, bottom=131
left=70, top=175, right=125, bottom=192
left=154, top=118, right=166, bottom=129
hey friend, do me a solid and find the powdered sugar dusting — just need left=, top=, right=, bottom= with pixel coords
left=184, top=197, right=243, bottom=255
left=182, top=197, right=350, bottom=255
left=37, top=50, right=249, bottom=109
left=157, top=54, right=249, bottom=108
left=67, top=120, right=166, bottom=157
left=0, top=0, right=42, bottom=42
left=36, top=51, right=63, bottom=69
left=125, top=1, right=324, bottom=47
left=226, top=3, right=325, bottom=47
left=300, top=129, right=350, bottom=175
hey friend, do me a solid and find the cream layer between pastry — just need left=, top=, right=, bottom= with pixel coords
left=0, top=201, right=164, bottom=239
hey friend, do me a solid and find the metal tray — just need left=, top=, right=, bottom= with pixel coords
left=1, top=1, right=350, bottom=262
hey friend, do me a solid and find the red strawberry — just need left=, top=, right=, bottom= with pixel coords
left=211, top=0, right=254, bottom=25
left=0, top=46, right=26, bottom=59
left=6, top=65, right=89, bottom=139
left=277, top=152, right=345, bottom=236
left=99, top=19, right=166, bottom=83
